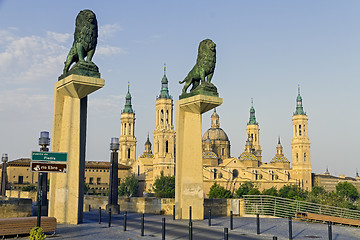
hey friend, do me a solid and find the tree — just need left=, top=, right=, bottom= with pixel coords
left=208, top=182, right=233, bottom=198
left=118, top=174, right=139, bottom=197
left=22, top=184, right=36, bottom=192
left=278, top=185, right=307, bottom=200
left=236, top=181, right=259, bottom=197
left=152, top=171, right=175, bottom=198
left=336, top=181, right=359, bottom=201
left=262, top=187, right=278, bottom=196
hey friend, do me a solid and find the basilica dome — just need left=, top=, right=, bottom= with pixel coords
left=202, top=128, right=229, bottom=142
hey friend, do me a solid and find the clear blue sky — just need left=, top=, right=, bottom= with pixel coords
left=0, top=1, right=359, bottom=177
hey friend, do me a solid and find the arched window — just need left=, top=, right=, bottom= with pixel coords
left=160, top=110, right=164, bottom=125
left=128, top=123, right=131, bottom=135
left=304, top=153, right=306, bottom=162
left=127, top=149, right=131, bottom=159
left=124, top=123, right=127, bottom=136
left=296, top=153, right=298, bottom=162
left=222, top=148, right=224, bottom=156
left=303, top=125, right=306, bottom=135
left=166, top=110, right=169, bottom=124
left=295, top=126, right=297, bottom=136
left=214, top=169, right=217, bottom=179
left=137, top=165, right=140, bottom=176
left=299, top=125, right=302, bottom=136
left=165, top=140, right=169, bottom=153
left=232, top=169, right=239, bottom=179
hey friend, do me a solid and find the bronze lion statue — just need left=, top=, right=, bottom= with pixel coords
left=63, top=9, right=98, bottom=74
left=179, top=39, right=216, bottom=94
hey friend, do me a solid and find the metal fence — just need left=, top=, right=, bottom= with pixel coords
left=243, top=195, right=360, bottom=220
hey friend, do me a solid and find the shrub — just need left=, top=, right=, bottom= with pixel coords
left=208, top=182, right=233, bottom=198
left=22, top=185, right=37, bottom=192
left=29, top=227, right=46, bottom=240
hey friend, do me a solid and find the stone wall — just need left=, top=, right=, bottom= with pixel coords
left=6, top=190, right=37, bottom=202
left=0, top=197, right=32, bottom=218
left=84, top=196, right=245, bottom=217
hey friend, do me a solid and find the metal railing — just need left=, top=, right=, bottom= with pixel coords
left=244, top=195, right=360, bottom=220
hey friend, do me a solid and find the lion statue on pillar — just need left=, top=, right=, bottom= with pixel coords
left=63, top=9, right=98, bottom=75
left=179, top=39, right=216, bottom=94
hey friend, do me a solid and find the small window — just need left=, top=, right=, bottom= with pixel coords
left=214, top=169, right=217, bottom=179
left=97, top=178, right=101, bottom=184
left=296, top=153, right=298, bottom=162
left=165, top=140, right=169, bottom=153
left=89, top=177, right=94, bottom=184
left=138, top=165, right=140, bottom=176
left=304, top=153, right=306, bottom=162
left=117, top=178, right=121, bottom=185
left=128, top=149, right=131, bottom=158
left=129, top=123, right=131, bottom=135
left=222, top=148, right=224, bottom=155
left=124, top=123, right=127, bottom=136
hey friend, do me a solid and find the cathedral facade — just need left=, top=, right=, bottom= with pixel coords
left=119, top=69, right=312, bottom=196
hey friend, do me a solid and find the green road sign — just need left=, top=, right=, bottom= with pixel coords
left=31, top=151, right=67, bottom=162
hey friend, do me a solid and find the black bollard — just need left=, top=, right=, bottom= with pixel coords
left=230, top=211, right=233, bottom=230
left=123, top=211, right=127, bottom=231
left=162, top=217, right=165, bottom=240
left=108, top=208, right=112, bottom=228
left=141, top=214, right=144, bottom=236
left=273, top=237, right=278, bottom=240
left=98, top=207, right=101, bottom=224
left=208, top=209, right=212, bottom=226
left=288, top=216, right=292, bottom=240
left=328, top=221, right=332, bottom=240
left=189, top=206, right=192, bottom=223
left=173, top=205, right=175, bottom=220
left=224, top=227, right=228, bottom=240
left=256, top=214, right=260, bottom=234
left=189, top=221, right=193, bottom=240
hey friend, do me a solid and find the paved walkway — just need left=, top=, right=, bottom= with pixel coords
left=17, top=210, right=360, bottom=240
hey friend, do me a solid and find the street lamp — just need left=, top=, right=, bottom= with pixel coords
left=1, top=153, right=8, bottom=197
left=37, top=131, right=50, bottom=227
left=106, top=137, right=120, bottom=214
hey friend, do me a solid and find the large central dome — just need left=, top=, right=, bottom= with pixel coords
left=202, top=128, right=229, bottom=142
left=202, top=109, right=231, bottom=160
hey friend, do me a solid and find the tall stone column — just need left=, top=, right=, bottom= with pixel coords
left=175, top=95, right=222, bottom=220
left=48, top=74, right=104, bottom=224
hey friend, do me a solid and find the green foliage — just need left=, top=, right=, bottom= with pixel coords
left=118, top=174, right=139, bottom=197
left=236, top=181, right=259, bottom=197
left=262, top=187, right=278, bottom=196
left=84, top=183, right=89, bottom=194
left=208, top=182, right=233, bottom=198
left=22, top=184, right=36, bottom=192
left=29, top=227, right=46, bottom=240
left=152, top=171, right=175, bottom=198
left=336, top=182, right=359, bottom=201
left=278, top=185, right=307, bottom=200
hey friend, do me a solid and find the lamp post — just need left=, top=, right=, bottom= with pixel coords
left=106, top=137, right=120, bottom=214
left=1, top=153, right=8, bottom=197
left=37, top=131, right=50, bottom=227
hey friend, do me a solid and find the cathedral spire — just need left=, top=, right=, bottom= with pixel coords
left=294, top=85, right=305, bottom=115
left=123, top=83, right=134, bottom=113
left=248, top=98, right=258, bottom=125
left=159, top=64, right=171, bottom=99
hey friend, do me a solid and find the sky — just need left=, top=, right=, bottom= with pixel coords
left=0, top=1, right=359, bottom=177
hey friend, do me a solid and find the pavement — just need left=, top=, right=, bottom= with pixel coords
left=16, top=210, right=360, bottom=240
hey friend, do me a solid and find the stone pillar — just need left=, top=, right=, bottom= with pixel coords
left=175, top=95, right=222, bottom=220
left=48, top=74, right=104, bottom=224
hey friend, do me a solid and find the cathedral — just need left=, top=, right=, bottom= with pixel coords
left=118, top=68, right=312, bottom=196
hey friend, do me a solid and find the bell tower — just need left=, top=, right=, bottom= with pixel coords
left=246, top=99, right=262, bottom=161
left=291, top=86, right=312, bottom=191
left=153, top=65, right=176, bottom=177
left=119, top=84, right=137, bottom=166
